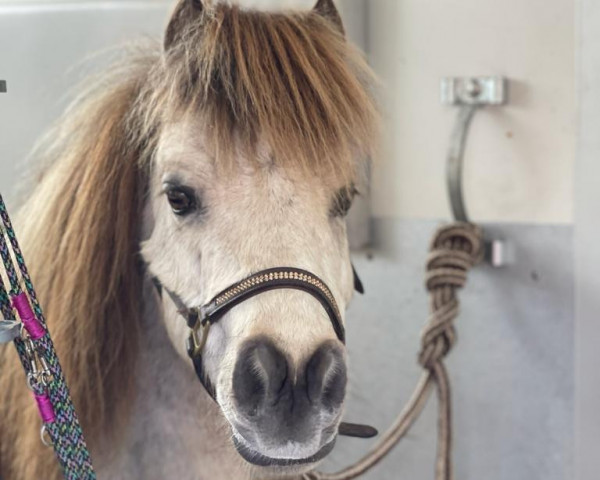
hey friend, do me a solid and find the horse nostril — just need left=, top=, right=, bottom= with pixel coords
left=306, top=342, right=347, bottom=410
left=233, top=338, right=289, bottom=416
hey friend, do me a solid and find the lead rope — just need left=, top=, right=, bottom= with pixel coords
left=0, top=194, right=96, bottom=479
left=305, top=222, right=483, bottom=480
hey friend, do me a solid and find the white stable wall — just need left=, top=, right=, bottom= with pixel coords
left=368, top=0, right=576, bottom=225
left=0, top=1, right=171, bottom=195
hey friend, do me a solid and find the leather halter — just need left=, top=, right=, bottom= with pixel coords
left=154, top=265, right=377, bottom=439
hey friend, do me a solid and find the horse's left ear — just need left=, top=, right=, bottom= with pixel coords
left=313, top=0, right=345, bottom=35
left=164, top=0, right=205, bottom=51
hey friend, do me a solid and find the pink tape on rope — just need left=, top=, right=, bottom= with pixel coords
left=12, top=293, right=45, bottom=340
left=34, top=393, right=56, bottom=423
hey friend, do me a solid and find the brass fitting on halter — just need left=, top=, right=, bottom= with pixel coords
left=186, top=315, right=211, bottom=359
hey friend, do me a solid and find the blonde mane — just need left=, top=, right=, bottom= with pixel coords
left=0, top=3, right=377, bottom=479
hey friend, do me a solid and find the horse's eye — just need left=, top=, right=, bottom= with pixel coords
left=331, top=186, right=358, bottom=218
left=166, top=187, right=196, bottom=216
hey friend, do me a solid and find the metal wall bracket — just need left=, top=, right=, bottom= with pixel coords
left=0, top=80, right=6, bottom=93
left=441, top=76, right=509, bottom=267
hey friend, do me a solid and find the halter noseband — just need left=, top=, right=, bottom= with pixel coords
left=188, top=267, right=345, bottom=355
left=154, top=265, right=377, bottom=439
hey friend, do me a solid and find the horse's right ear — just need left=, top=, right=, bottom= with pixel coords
left=164, top=0, right=205, bottom=51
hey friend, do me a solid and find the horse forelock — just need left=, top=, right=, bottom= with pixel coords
left=146, top=1, right=379, bottom=180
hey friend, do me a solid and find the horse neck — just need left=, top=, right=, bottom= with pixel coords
left=94, top=276, right=248, bottom=480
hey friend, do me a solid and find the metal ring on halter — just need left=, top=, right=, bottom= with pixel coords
left=187, top=320, right=211, bottom=359
left=40, top=425, right=54, bottom=447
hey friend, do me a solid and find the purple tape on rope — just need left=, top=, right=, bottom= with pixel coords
left=34, top=393, right=56, bottom=423
left=12, top=293, right=45, bottom=340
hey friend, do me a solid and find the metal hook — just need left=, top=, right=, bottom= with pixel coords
left=441, top=76, right=509, bottom=266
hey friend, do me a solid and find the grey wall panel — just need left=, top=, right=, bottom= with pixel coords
left=320, top=220, right=574, bottom=480
left=575, top=0, right=600, bottom=478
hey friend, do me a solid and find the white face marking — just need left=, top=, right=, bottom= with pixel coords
left=140, top=118, right=355, bottom=463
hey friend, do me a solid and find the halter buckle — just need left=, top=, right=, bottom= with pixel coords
left=186, top=319, right=211, bottom=359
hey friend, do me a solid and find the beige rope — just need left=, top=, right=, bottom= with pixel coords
left=305, top=222, right=483, bottom=480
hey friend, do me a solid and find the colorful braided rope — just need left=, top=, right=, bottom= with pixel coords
left=0, top=194, right=96, bottom=479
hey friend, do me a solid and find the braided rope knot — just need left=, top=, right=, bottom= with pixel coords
left=418, top=223, right=483, bottom=369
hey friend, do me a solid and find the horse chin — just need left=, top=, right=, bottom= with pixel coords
left=232, top=434, right=337, bottom=472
